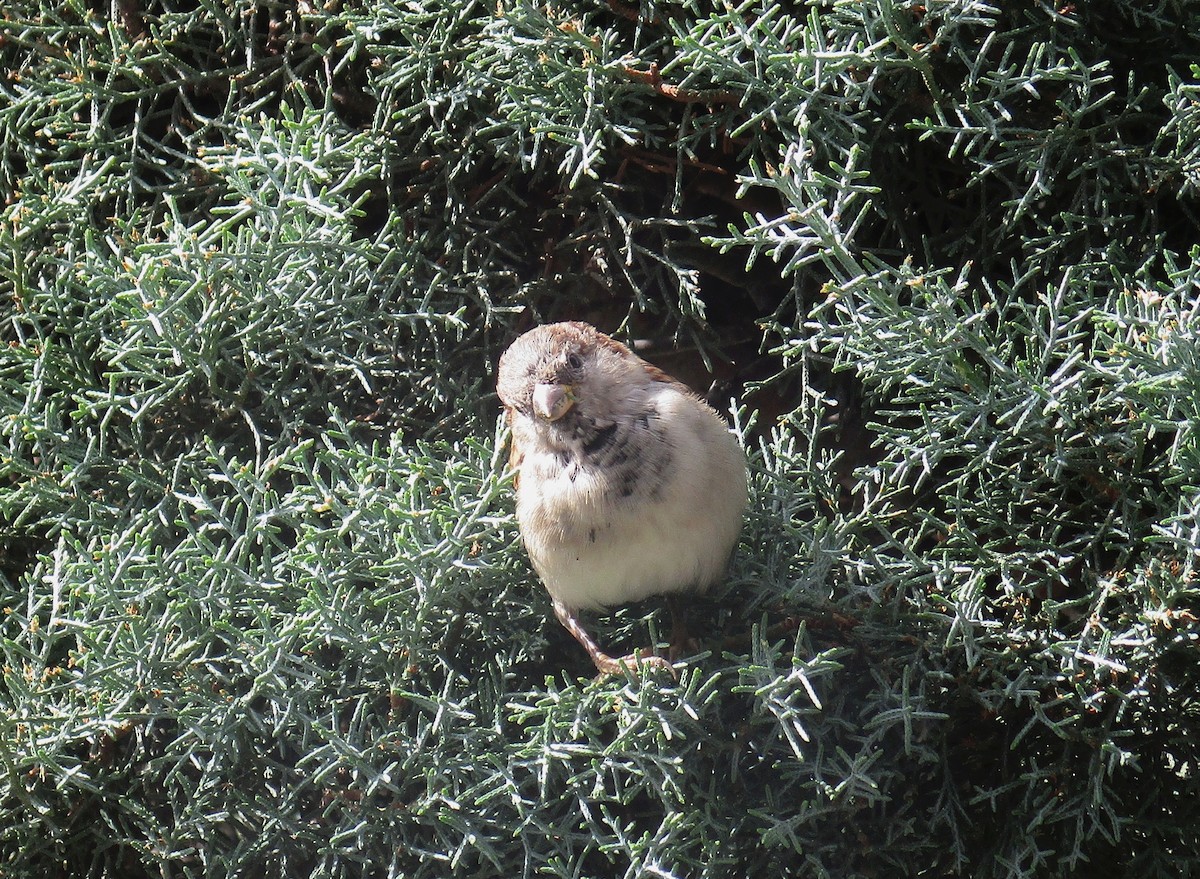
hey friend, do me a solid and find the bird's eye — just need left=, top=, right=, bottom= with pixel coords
left=566, top=352, right=583, bottom=370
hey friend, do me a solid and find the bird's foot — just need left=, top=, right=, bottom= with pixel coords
left=594, top=650, right=677, bottom=680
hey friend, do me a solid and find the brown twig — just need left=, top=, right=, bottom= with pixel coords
left=617, top=144, right=731, bottom=178
left=115, top=0, right=146, bottom=40
left=621, top=63, right=740, bottom=106
left=606, top=0, right=661, bottom=24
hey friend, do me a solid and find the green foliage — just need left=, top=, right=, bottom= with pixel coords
left=2, top=0, right=1199, bottom=877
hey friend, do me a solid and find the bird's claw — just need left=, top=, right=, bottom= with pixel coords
left=596, top=651, right=678, bottom=680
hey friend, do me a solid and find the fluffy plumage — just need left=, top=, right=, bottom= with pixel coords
left=497, top=321, right=747, bottom=675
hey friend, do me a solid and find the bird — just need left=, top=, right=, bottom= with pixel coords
left=497, top=321, right=748, bottom=676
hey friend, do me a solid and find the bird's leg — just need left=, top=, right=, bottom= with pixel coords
left=552, top=598, right=674, bottom=678
left=666, top=594, right=699, bottom=661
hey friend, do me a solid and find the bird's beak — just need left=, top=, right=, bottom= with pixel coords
left=532, top=383, right=575, bottom=421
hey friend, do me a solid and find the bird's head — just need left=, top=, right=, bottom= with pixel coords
left=497, top=321, right=643, bottom=428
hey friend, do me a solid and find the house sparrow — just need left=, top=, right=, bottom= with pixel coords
left=497, top=321, right=747, bottom=676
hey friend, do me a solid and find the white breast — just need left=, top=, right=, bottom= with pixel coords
left=515, top=385, right=747, bottom=611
